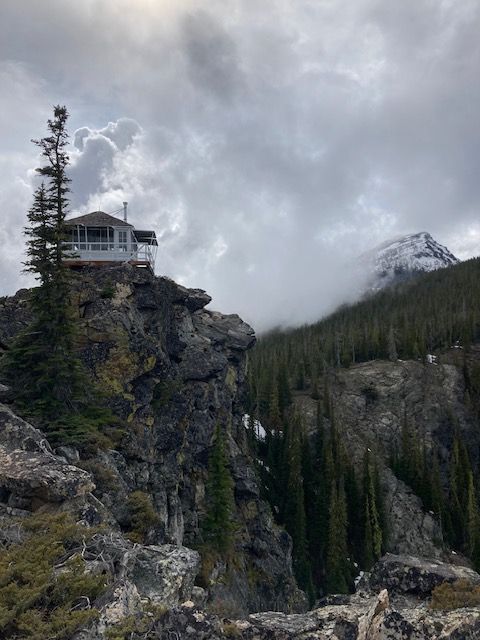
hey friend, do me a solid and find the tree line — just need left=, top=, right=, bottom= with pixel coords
left=251, top=258, right=480, bottom=384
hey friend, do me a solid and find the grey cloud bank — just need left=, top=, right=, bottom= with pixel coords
left=0, top=0, right=479, bottom=330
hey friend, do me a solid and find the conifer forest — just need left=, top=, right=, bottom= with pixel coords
left=246, top=258, right=480, bottom=600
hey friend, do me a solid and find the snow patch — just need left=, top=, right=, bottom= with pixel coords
left=243, top=414, right=266, bottom=441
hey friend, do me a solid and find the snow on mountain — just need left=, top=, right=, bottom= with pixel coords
left=360, top=232, right=459, bottom=292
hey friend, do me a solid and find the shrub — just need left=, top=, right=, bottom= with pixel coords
left=430, top=579, right=480, bottom=610
left=78, top=459, right=119, bottom=492
left=105, top=605, right=167, bottom=640
left=222, top=622, right=241, bottom=637
left=47, top=405, right=125, bottom=451
left=151, top=379, right=182, bottom=413
left=125, top=491, right=160, bottom=543
left=0, top=513, right=109, bottom=639
left=100, top=283, right=116, bottom=299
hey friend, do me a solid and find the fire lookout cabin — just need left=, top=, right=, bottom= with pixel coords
left=63, top=203, right=158, bottom=271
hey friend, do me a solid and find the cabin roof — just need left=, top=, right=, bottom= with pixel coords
left=134, top=229, right=158, bottom=246
left=65, top=211, right=133, bottom=228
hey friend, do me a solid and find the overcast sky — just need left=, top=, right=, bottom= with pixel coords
left=1, top=1, right=479, bottom=330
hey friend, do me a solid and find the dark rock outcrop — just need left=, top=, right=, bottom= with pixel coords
left=0, top=265, right=302, bottom=615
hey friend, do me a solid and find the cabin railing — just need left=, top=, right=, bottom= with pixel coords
left=63, top=241, right=156, bottom=270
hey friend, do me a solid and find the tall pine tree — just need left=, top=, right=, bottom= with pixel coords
left=283, top=415, right=314, bottom=600
left=2, top=106, right=116, bottom=446
left=325, top=478, right=350, bottom=594
left=203, top=423, right=236, bottom=554
left=362, top=449, right=382, bottom=570
left=4, top=106, right=83, bottom=417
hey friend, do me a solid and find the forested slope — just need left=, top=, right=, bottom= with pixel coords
left=246, top=257, right=480, bottom=601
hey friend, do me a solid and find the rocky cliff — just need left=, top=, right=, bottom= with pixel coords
left=293, top=352, right=480, bottom=561
left=3, top=266, right=480, bottom=638
left=0, top=265, right=303, bottom=618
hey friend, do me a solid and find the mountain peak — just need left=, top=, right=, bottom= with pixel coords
left=361, top=232, right=459, bottom=292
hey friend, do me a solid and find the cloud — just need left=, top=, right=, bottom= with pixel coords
left=69, top=118, right=141, bottom=207
left=0, top=0, right=479, bottom=330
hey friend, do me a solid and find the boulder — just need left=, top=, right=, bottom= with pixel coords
left=128, top=543, right=200, bottom=607
left=82, top=533, right=200, bottom=608
left=367, top=553, right=480, bottom=596
left=0, top=403, right=51, bottom=453
left=0, top=404, right=94, bottom=507
left=0, top=447, right=94, bottom=505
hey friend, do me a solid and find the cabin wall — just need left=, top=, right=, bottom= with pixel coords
left=63, top=224, right=156, bottom=266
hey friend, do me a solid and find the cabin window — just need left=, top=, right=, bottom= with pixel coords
left=84, top=227, right=114, bottom=251
left=118, top=230, right=128, bottom=251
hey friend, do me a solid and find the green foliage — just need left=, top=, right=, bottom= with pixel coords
left=0, top=513, right=108, bottom=639
left=125, top=491, right=160, bottom=543
left=430, top=579, right=480, bottom=611
left=248, top=257, right=480, bottom=595
left=202, top=423, right=236, bottom=554
left=283, top=415, right=314, bottom=602
left=3, top=106, right=80, bottom=419
left=105, top=605, right=167, bottom=639
left=46, top=405, right=124, bottom=449
left=100, top=283, right=116, bottom=299
left=392, top=417, right=480, bottom=569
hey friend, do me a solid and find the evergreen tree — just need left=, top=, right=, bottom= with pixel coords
left=465, top=470, right=480, bottom=571
left=24, top=184, right=54, bottom=282
left=325, top=479, right=350, bottom=594
left=362, top=449, right=382, bottom=569
left=3, top=106, right=86, bottom=421
left=387, top=325, right=398, bottom=361
left=307, top=410, right=329, bottom=589
left=203, top=423, right=235, bottom=554
left=345, top=464, right=362, bottom=563
left=283, top=416, right=314, bottom=599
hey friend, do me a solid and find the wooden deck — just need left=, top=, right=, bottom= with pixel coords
left=63, top=259, right=152, bottom=271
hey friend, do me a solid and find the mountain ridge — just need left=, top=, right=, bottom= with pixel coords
left=360, top=231, right=459, bottom=292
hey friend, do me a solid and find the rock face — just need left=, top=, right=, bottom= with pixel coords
left=2, top=268, right=480, bottom=637
left=295, top=356, right=478, bottom=559
left=0, top=266, right=302, bottom=615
